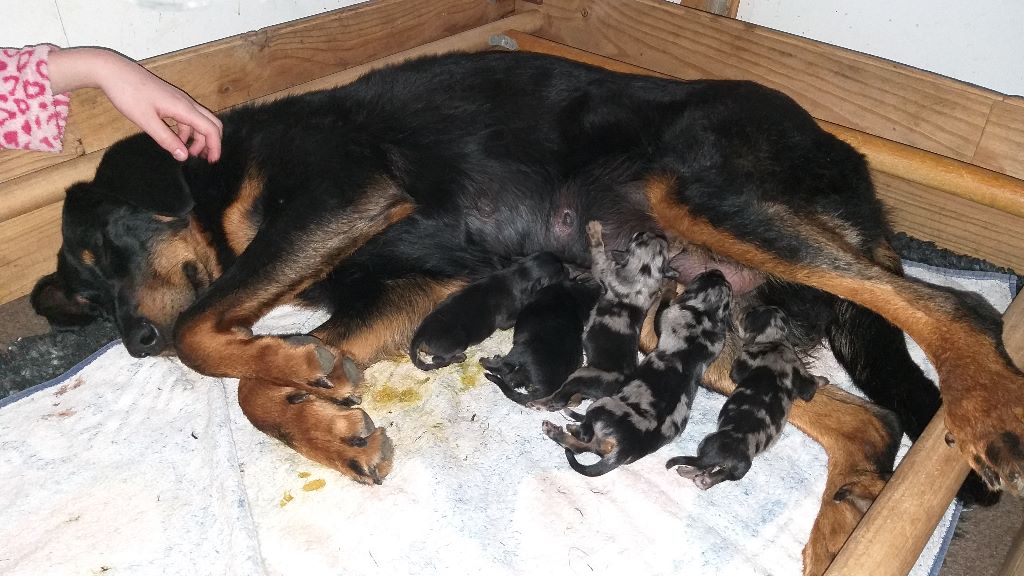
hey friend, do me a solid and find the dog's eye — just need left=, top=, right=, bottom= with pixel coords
left=183, top=261, right=205, bottom=294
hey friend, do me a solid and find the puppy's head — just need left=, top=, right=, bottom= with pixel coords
left=32, top=135, right=214, bottom=358
left=658, top=270, right=733, bottom=352
left=604, top=231, right=673, bottom=303
left=738, top=305, right=789, bottom=345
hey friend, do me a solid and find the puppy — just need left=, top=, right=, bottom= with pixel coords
left=409, top=252, right=566, bottom=370
left=528, top=221, right=675, bottom=411
left=542, top=270, right=733, bottom=476
left=666, top=305, right=825, bottom=489
left=480, top=278, right=600, bottom=405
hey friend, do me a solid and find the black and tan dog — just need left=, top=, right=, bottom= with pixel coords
left=409, top=251, right=566, bottom=370
left=30, top=51, right=1023, bottom=571
left=543, top=270, right=732, bottom=476
left=666, top=305, right=826, bottom=489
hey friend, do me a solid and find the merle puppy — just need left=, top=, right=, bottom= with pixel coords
left=542, top=270, right=733, bottom=476
left=480, top=278, right=600, bottom=405
left=528, top=221, right=675, bottom=411
left=666, top=305, right=826, bottom=489
left=409, top=252, right=566, bottom=370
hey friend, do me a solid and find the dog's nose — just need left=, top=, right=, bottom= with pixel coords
left=125, top=320, right=165, bottom=358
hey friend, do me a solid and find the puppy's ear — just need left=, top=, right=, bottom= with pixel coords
left=91, top=134, right=194, bottom=217
left=30, top=273, right=98, bottom=327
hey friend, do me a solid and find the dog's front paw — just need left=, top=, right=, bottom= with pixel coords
left=285, top=403, right=394, bottom=485
left=943, top=364, right=1024, bottom=494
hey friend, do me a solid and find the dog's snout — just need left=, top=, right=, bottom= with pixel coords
left=125, top=320, right=166, bottom=358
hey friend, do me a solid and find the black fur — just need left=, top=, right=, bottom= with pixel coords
left=409, top=252, right=567, bottom=370
left=481, top=278, right=600, bottom=405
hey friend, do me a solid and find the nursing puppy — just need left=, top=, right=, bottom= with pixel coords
left=480, top=279, right=600, bottom=405
left=542, top=270, right=733, bottom=476
left=666, top=305, right=825, bottom=489
left=528, top=222, right=675, bottom=411
left=409, top=252, right=566, bottom=370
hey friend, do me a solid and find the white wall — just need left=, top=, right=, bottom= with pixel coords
left=3, top=0, right=368, bottom=60
left=737, top=0, right=1024, bottom=96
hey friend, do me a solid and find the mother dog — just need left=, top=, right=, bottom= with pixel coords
left=31, top=51, right=1024, bottom=573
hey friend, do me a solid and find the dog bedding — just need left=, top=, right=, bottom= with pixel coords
left=0, top=262, right=1016, bottom=576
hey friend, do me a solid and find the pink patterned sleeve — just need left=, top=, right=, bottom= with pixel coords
left=0, top=44, right=70, bottom=152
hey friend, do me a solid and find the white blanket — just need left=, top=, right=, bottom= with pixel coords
left=0, top=262, right=1015, bottom=576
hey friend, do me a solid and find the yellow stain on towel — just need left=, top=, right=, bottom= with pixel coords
left=279, top=490, right=294, bottom=507
left=368, top=382, right=425, bottom=406
left=297, top=471, right=311, bottom=479
left=459, top=361, right=484, bottom=390
left=302, top=478, right=326, bottom=492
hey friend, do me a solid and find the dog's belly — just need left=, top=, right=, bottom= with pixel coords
left=670, top=251, right=764, bottom=295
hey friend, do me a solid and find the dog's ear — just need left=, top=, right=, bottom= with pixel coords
left=91, top=134, right=194, bottom=217
left=30, top=272, right=98, bottom=327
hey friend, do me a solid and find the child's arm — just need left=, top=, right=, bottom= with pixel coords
left=48, top=47, right=222, bottom=162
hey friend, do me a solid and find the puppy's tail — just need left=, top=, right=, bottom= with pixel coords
left=565, top=449, right=625, bottom=477
left=665, top=455, right=702, bottom=477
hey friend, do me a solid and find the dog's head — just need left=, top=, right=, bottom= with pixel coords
left=31, top=135, right=215, bottom=358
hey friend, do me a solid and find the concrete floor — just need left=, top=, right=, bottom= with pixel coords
left=1, top=294, right=1021, bottom=574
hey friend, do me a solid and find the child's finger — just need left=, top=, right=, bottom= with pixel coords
left=187, top=130, right=207, bottom=158
left=144, top=118, right=189, bottom=161
left=177, top=123, right=193, bottom=149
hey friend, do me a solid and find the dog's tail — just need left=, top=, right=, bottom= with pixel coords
left=565, top=448, right=626, bottom=477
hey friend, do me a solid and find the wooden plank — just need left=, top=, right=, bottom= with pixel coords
left=975, top=98, right=1024, bottom=182
left=827, top=123, right=1024, bottom=220
left=0, top=0, right=515, bottom=185
left=526, top=0, right=999, bottom=163
left=0, top=202, right=63, bottom=305
left=0, top=12, right=546, bottom=306
left=873, top=173, right=1024, bottom=273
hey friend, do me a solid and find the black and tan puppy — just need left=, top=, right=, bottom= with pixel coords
left=542, top=270, right=733, bottom=476
left=480, top=278, right=600, bottom=405
left=528, top=221, right=675, bottom=411
left=409, top=252, right=567, bottom=370
left=667, top=305, right=826, bottom=488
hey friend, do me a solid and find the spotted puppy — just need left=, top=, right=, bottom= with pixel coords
left=666, top=305, right=826, bottom=489
left=480, top=278, right=601, bottom=405
left=542, top=270, right=733, bottom=476
left=528, top=221, right=675, bottom=411
left=409, top=252, right=566, bottom=370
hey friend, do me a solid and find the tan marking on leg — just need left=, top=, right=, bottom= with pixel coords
left=176, top=177, right=415, bottom=385
left=222, top=166, right=264, bottom=255
left=315, top=278, right=466, bottom=366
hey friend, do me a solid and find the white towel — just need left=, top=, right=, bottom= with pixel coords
left=0, top=263, right=1015, bottom=576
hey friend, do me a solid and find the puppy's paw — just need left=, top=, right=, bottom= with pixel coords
left=586, top=220, right=604, bottom=246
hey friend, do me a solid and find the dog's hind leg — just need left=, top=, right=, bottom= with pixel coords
left=311, top=277, right=465, bottom=366
left=174, top=178, right=415, bottom=392
left=649, top=177, right=1024, bottom=495
left=238, top=376, right=393, bottom=485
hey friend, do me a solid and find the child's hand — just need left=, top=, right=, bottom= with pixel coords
left=49, top=47, right=223, bottom=162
